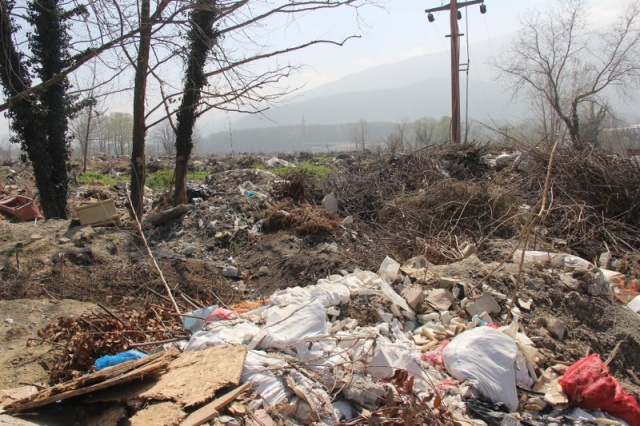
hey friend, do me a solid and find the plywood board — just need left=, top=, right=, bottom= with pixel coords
left=130, top=402, right=186, bottom=426
left=140, top=345, right=247, bottom=407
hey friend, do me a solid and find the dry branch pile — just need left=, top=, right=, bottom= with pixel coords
left=36, top=303, right=187, bottom=383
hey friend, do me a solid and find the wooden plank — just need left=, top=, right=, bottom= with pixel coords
left=139, top=345, right=247, bottom=407
left=180, top=382, right=252, bottom=426
left=4, top=353, right=175, bottom=413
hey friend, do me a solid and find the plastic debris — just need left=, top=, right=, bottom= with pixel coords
left=94, top=350, right=148, bottom=370
left=559, top=354, right=640, bottom=426
left=443, top=327, right=528, bottom=412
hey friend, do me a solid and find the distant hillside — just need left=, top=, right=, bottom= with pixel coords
left=232, top=36, right=516, bottom=129
left=234, top=77, right=526, bottom=129
left=201, top=122, right=399, bottom=154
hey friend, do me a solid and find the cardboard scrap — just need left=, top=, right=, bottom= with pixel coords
left=140, top=345, right=247, bottom=407
left=130, top=401, right=186, bottom=426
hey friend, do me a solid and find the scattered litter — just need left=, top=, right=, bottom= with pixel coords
left=0, top=195, right=43, bottom=222
left=76, top=199, right=121, bottom=226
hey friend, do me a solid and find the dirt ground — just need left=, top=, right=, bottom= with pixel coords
left=1, top=147, right=640, bottom=423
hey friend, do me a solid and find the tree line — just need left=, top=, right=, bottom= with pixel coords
left=0, top=0, right=372, bottom=219
left=1, top=0, right=640, bottom=219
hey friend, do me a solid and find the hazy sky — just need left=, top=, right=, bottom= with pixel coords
left=280, top=0, right=631, bottom=92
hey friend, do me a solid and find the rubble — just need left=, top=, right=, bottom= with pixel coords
left=1, top=150, right=640, bottom=425
left=3, top=253, right=639, bottom=425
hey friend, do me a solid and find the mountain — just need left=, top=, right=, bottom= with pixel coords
left=233, top=77, right=525, bottom=130
left=232, top=35, right=521, bottom=129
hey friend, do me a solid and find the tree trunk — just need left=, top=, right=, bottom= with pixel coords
left=82, top=110, right=93, bottom=172
left=29, top=0, right=72, bottom=219
left=130, top=0, right=152, bottom=219
left=0, top=0, right=63, bottom=219
left=173, top=0, right=218, bottom=206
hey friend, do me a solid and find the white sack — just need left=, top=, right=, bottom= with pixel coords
left=443, top=326, right=520, bottom=412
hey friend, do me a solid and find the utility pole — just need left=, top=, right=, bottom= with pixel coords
left=426, top=0, right=486, bottom=144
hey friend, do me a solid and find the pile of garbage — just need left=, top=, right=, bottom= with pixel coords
left=2, top=255, right=639, bottom=425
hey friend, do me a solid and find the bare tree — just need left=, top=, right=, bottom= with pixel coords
left=104, top=112, right=133, bottom=156
left=412, top=116, right=450, bottom=147
left=496, top=0, right=640, bottom=146
left=150, top=119, right=176, bottom=155
left=352, top=119, right=369, bottom=151
left=384, top=119, right=409, bottom=155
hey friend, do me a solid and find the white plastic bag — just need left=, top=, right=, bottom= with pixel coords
left=254, top=300, right=328, bottom=350
left=443, top=327, right=521, bottom=411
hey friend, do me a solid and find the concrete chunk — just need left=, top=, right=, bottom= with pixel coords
left=466, top=292, right=501, bottom=317
left=427, top=289, right=456, bottom=311
left=401, top=284, right=425, bottom=311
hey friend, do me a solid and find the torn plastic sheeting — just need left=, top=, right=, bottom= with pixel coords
left=269, top=281, right=350, bottom=308
left=295, top=337, right=350, bottom=373
left=254, top=300, right=329, bottom=350
left=185, top=319, right=260, bottom=351
left=368, top=341, right=443, bottom=396
left=182, top=305, right=217, bottom=334
left=512, top=250, right=592, bottom=269
left=242, top=350, right=290, bottom=406
left=286, top=371, right=340, bottom=425
left=378, top=256, right=401, bottom=282
left=443, top=326, right=522, bottom=412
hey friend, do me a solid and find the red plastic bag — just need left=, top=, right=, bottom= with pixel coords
left=205, top=308, right=237, bottom=322
left=558, top=354, right=640, bottom=426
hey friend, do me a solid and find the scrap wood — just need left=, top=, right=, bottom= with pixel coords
left=139, top=345, right=248, bottom=407
left=143, top=204, right=191, bottom=227
left=130, top=401, right=186, bottom=426
left=3, top=351, right=175, bottom=413
left=180, top=382, right=252, bottom=426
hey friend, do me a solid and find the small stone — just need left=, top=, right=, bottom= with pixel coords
left=322, top=192, right=338, bottom=213
left=30, top=234, right=43, bottom=241
left=258, top=266, right=270, bottom=276
left=518, top=298, right=533, bottom=311
left=545, top=317, right=567, bottom=341
left=466, top=292, right=501, bottom=317
left=58, top=237, right=71, bottom=244
left=440, top=310, right=451, bottom=326
left=4, top=318, right=14, bottom=325
left=437, top=277, right=459, bottom=289
left=427, top=288, right=456, bottom=311
left=222, top=265, right=239, bottom=278
left=417, top=312, right=440, bottom=323
left=181, top=245, right=196, bottom=256
left=559, top=274, right=580, bottom=290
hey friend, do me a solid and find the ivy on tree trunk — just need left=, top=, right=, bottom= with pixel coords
left=0, top=0, right=78, bottom=219
left=173, top=0, right=218, bottom=206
